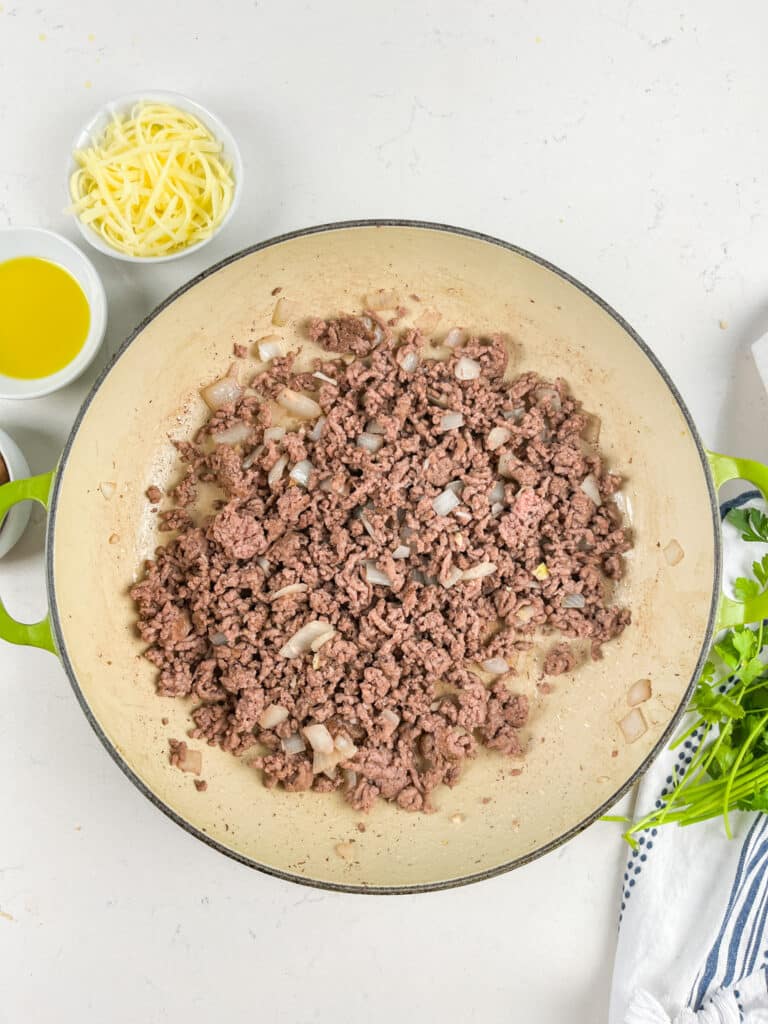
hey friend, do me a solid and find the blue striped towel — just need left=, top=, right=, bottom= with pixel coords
left=609, top=493, right=768, bottom=1024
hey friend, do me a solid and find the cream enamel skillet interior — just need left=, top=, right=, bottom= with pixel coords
left=5, top=220, right=768, bottom=894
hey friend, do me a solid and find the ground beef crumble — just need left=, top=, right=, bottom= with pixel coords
left=132, top=312, right=632, bottom=813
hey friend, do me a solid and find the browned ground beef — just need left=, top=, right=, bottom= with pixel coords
left=131, top=314, right=631, bottom=812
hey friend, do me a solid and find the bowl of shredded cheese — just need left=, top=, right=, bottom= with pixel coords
left=67, top=91, right=243, bottom=262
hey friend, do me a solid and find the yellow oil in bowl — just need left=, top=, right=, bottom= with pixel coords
left=0, top=256, right=90, bottom=379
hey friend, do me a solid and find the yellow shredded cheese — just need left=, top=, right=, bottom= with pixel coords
left=69, top=102, right=235, bottom=258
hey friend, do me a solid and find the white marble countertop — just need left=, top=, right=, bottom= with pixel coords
left=1, top=1, right=767, bottom=1021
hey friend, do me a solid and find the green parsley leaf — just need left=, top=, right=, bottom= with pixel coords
left=734, top=576, right=760, bottom=602
left=728, top=507, right=768, bottom=544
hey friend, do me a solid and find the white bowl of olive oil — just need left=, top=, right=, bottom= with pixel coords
left=0, top=227, right=107, bottom=399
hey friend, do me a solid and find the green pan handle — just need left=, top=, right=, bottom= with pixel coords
left=708, top=451, right=768, bottom=630
left=0, top=472, right=56, bottom=653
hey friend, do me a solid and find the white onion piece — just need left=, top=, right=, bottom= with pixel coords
left=444, top=327, right=466, bottom=348
left=313, top=750, right=341, bottom=777
left=310, top=629, right=335, bottom=653
left=487, top=426, right=511, bottom=451
left=313, top=371, right=337, bottom=385
left=272, top=297, right=293, bottom=326
left=357, top=432, right=384, bottom=453
left=282, top=733, right=306, bottom=755
left=399, top=351, right=420, bottom=373
left=302, top=723, right=335, bottom=754
left=619, top=708, right=647, bottom=744
left=201, top=368, right=243, bottom=410
left=446, top=479, right=464, bottom=496
left=439, top=412, right=464, bottom=432
left=392, top=545, right=411, bottom=559
left=380, top=709, right=400, bottom=735
left=580, top=474, right=602, bottom=506
left=502, top=407, right=525, bottom=422
left=333, top=732, right=357, bottom=757
left=257, top=335, right=284, bottom=361
left=628, top=679, right=652, bottom=707
left=242, top=444, right=264, bottom=469
left=489, top=481, right=505, bottom=504
left=365, top=289, right=399, bottom=310
left=213, top=421, right=252, bottom=446
left=270, top=583, right=309, bottom=601
left=309, top=416, right=326, bottom=441
left=562, top=593, right=586, bottom=609
left=582, top=413, right=602, bottom=444
left=289, top=459, right=314, bottom=486
left=432, top=489, right=461, bottom=516
left=99, top=481, right=116, bottom=500
left=343, top=769, right=358, bottom=790
left=498, top=452, right=517, bottom=479
left=491, top=501, right=504, bottom=517
left=259, top=704, right=289, bottom=729
left=664, top=539, right=684, bottom=566
left=482, top=657, right=509, bottom=675
left=256, top=556, right=271, bottom=573
left=442, top=565, right=464, bottom=589
left=455, top=356, right=481, bottom=381
left=359, top=509, right=378, bottom=540
left=280, top=621, right=334, bottom=658
left=364, top=561, right=393, bottom=587
left=536, top=386, right=561, bottom=409
left=210, top=631, right=228, bottom=646
left=263, top=426, right=286, bottom=443
left=267, top=454, right=288, bottom=488
left=366, top=419, right=386, bottom=435
left=462, top=561, right=497, bottom=581
left=276, top=388, right=323, bottom=419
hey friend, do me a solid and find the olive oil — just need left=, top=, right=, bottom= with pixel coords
left=0, top=256, right=90, bottom=378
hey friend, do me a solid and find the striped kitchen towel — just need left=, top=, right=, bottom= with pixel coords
left=609, top=492, right=768, bottom=1024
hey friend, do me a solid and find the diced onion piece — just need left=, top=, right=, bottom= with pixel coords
left=432, top=488, right=461, bottom=516
left=282, top=734, right=306, bottom=755
left=259, top=704, right=290, bottom=729
left=365, top=288, right=399, bottom=310
left=489, top=481, right=505, bottom=504
left=263, top=426, right=286, bottom=443
left=462, top=561, right=497, bottom=581
left=213, top=421, right=252, bottom=446
left=257, top=335, right=284, bottom=361
left=562, top=593, right=586, bottom=609
left=313, top=750, right=341, bottom=777
left=364, top=561, right=393, bottom=587
left=442, top=565, right=464, bottom=589
left=99, top=481, right=116, bottom=500
left=242, top=444, right=264, bottom=469
left=359, top=509, right=378, bottom=540
left=444, top=327, right=466, bottom=348
left=664, top=539, right=684, bottom=566
left=536, top=386, right=561, bottom=409
left=272, top=297, right=294, bottom=326
left=279, top=620, right=334, bottom=658
left=210, top=631, right=228, bottom=646
left=487, top=426, right=511, bottom=451
left=276, top=388, right=322, bottom=419
left=446, top=479, right=464, bottom=496
left=357, top=432, right=384, bottom=453
left=310, top=628, right=335, bottom=653
left=439, top=412, right=464, bottom=432
left=399, top=351, right=419, bottom=373
left=313, top=371, right=337, bottom=385
left=619, top=708, right=647, bottom=744
left=628, top=679, right=652, bottom=707
left=366, top=419, right=386, bottom=435
left=415, top=307, right=442, bottom=334
left=343, top=769, right=358, bottom=791
left=309, top=416, right=326, bottom=441
left=580, top=474, right=602, bottom=506
left=380, top=709, right=400, bottom=738
left=289, top=459, right=314, bottom=486
left=491, top=502, right=504, bottom=517
left=333, top=732, right=357, bottom=757
left=175, top=746, right=202, bottom=775
left=270, top=583, right=309, bottom=601
left=502, top=407, right=525, bottom=421
left=582, top=413, right=602, bottom=444
left=256, top=556, right=271, bottom=573
left=303, top=723, right=335, bottom=754
left=267, top=454, right=288, bottom=488
left=482, top=657, right=509, bottom=675
left=201, top=366, right=243, bottom=410
left=498, top=452, right=517, bottom=479
left=68, top=101, right=234, bottom=259
left=533, top=563, right=549, bottom=581
left=455, top=356, right=481, bottom=381
left=392, top=545, right=411, bottom=559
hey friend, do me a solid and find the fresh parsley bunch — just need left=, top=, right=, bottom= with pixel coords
left=617, top=506, right=768, bottom=846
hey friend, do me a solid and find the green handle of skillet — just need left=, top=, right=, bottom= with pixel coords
left=0, top=472, right=56, bottom=653
left=707, top=451, right=768, bottom=630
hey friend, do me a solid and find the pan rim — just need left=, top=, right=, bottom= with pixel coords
left=45, top=218, right=722, bottom=895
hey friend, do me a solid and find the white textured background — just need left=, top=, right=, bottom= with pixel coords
left=1, top=1, right=767, bottom=1021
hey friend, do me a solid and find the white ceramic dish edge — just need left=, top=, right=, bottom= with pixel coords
left=66, top=90, right=244, bottom=264
left=0, top=227, right=108, bottom=400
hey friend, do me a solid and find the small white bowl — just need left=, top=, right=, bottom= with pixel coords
left=0, top=427, right=31, bottom=558
left=0, top=227, right=107, bottom=400
left=66, top=90, right=244, bottom=263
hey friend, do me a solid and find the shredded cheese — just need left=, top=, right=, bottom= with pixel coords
left=69, top=102, right=235, bottom=258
